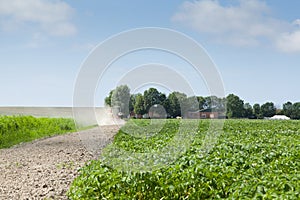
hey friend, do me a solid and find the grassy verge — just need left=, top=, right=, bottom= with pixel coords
left=68, top=119, right=300, bottom=199
left=0, top=115, right=77, bottom=149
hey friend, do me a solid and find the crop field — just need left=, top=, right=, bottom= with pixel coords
left=69, top=119, right=300, bottom=199
left=0, top=115, right=76, bottom=148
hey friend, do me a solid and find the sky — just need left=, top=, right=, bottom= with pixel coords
left=0, top=0, right=300, bottom=107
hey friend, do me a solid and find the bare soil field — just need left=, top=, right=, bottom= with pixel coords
left=0, top=107, right=122, bottom=199
left=0, top=125, right=119, bottom=199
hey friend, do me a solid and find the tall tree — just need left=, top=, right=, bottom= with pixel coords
left=161, top=95, right=170, bottom=117
left=143, top=88, right=162, bottom=112
left=253, top=103, right=261, bottom=118
left=197, top=96, right=206, bottom=110
left=205, top=96, right=226, bottom=112
left=261, top=102, right=276, bottom=117
left=142, top=88, right=172, bottom=114
left=226, top=94, right=245, bottom=118
left=183, top=96, right=199, bottom=112
left=283, top=101, right=293, bottom=117
left=157, top=93, right=169, bottom=117
left=134, top=94, right=145, bottom=118
left=290, top=102, right=300, bottom=119
left=244, top=103, right=253, bottom=118
left=168, top=92, right=181, bottom=118
left=111, top=85, right=131, bottom=116
left=171, top=92, right=188, bottom=117
left=104, top=90, right=114, bottom=107
left=129, top=94, right=137, bottom=114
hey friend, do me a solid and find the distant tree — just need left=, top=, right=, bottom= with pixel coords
left=244, top=103, right=253, bottom=118
left=283, top=101, right=293, bottom=117
left=197, top=96, right=206, bottom=110
left=168, top=92, right=181, bottom=118
left=182, top=96, right=199, bottom=116
left=158, top=93, right=170, bottom=117
left=134, top=94, right=145, bottom=118
left=158, top=93, right=167, bottom=103
left=219, top=97, right=227, bottom=113
left=261, top=102, right=276, bottom=117
left=161, top=97, right=171, bottom=117
left=111, top=85, right=131, bottom=116
left=290, top=102, right=300, bottom=119
left=253, top=103, right=261, bottom=118
left=226, top=94, right=245, bottom=118
left=174, top=92, right=188, bottom=117
left=207, top=96, right=226, bottom=112
left=104, top=90, right=114, bottom=107
left=129, top=94, right=136, bottom=114
left=143, top=88, right=162, bottom=112
left=106, top=87, right=277, bottom=120
left=167, top=91, right=187, bottom=117
left=173, top=92, right=187, bottom=103
left=204, top=96, right=211, bottom=108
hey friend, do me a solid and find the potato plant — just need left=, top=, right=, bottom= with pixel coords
left=68, top=119, right=300, bottom=199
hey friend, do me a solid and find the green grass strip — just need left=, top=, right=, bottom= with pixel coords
left=0, top=115, right=77, bottom=149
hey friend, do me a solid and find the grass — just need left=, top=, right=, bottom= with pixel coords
left=68, top=119, right=300, bottom=199
left=0, top=115, right=77, bottom=149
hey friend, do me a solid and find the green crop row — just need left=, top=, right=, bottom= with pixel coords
left=68, top=119, right=300, bottom=199
left=0, top=115, right=76, bottom=148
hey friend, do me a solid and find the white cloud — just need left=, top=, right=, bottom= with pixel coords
left=172, top=0, right=300, bottom=53
left=0, top=0, right=76, bottom=36
left=276, top=30, right=300, bottom=53
left=292, top=19, right=300, bottom=27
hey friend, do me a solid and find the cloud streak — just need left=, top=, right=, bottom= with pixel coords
left=172, top=0, right=300, bottom=53
left=0, top=0, right=76, bottom=36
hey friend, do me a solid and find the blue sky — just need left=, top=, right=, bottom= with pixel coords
left=0, top=0, right=300, bottom=107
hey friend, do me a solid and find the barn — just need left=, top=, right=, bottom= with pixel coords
left=187, top=108, right=220, bottom=119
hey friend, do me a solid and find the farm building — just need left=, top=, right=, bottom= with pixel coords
left=187, top=108, right=221, bottom=119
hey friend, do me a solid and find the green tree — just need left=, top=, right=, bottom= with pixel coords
left=205, top=96, right=226, bottom=112
left=253, top=103, right=261, bottom=118
left=173, top=91, right=187, bottom=103
left=283, top=101, right=293, bottom=117
left=168, top=92, right=181, bottom=118
left=226, top=94, right=245, bottom=118
left=197, top=96, right=206, bottom=110
left=111, top=85, right=131, bottom=116
left=244, top=103, right=253, bottom=118
left=104, top=90, right=114, bottom=107
left=143, top=88, right=167, bottom=112
left=183, top=96, right=199, bottom=112
left=290, top=102, right=300, bottom=119
left=173, top=91, right=188, bottom=117
left=261, top=102, right=276, bottom=117
left=158, top=93, right=168, bottom=111
left=134, top=94, right=145, bottom=118
left=161, top=96, right=170, bottom=117
left=129, top=94, right=136, bottom=114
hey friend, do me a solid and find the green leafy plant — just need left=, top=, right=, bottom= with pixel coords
left=69, top=119, right=300, bottom=199
left=0, top=115, right=76, bottom=149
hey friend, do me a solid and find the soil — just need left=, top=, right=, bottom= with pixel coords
left=0, top=125, right=119, bottom=200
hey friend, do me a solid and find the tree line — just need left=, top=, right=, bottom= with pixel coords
left=105, top=85, right=300, bottom=119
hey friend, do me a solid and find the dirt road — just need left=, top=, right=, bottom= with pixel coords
left=0, top=126, right=119, bottom=200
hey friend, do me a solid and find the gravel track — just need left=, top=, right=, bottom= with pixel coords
left=0, top=125, right=119, bottom=200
